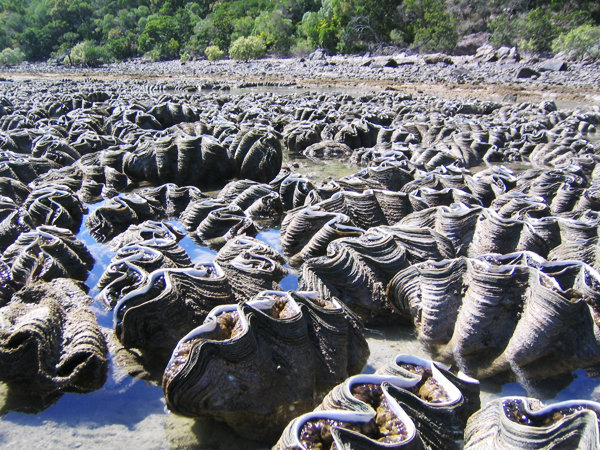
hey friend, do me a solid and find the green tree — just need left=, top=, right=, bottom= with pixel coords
left=404, top=0, right=458, bottom=52
left=254, top=8, right=294, bottom=53
left=229, top=35, right=266, bottom=60
left=0, top=47, right=24, bottom=66
left=138, top=14, right=181, bottom=59
left=519, top=7, right=558, bottom=52
left=205, top=44, right=224, bottom=60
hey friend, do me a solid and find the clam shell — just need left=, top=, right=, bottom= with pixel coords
left=0, top=278, right=108, bottom=392
left=215, top=236, right=288, bottom=301
left=464, top=397, right=600, bottom=449
left=194, top=205, right=257, bottom=247
left=0, top=176, right=31, bottom=203
left=162, top=290, right=369, bottom=441
left=85, top=194, right=159, bottom=242
left=113, top=264, right=235, bottom=364
left=275, top=353, right=480, bottom=449
left=1, top=225, right=93, bottom=287
left=467, top=209, right=547, bottom=257
left=23, top=186, right=85, bottom=233
left=388, top=254, right=600, bottom=379
left=300, top=228, right=409, bottom=324
left=96, top=226, right=191, bottom=309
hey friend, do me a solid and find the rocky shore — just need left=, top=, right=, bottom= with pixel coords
left=2, top=50, right=599, bottom=104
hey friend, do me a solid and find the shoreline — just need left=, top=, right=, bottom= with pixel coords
left=1, top=55, right=599, bottom=107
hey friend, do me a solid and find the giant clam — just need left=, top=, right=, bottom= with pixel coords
left=162, top=290, right=369, bottom=441
left=0, top=152, right=60, bottom=184
left=123, top=134, right=237, bottom=187
left=85, top=193, right=160, bottom=242
left=22, top=186, right=86, bottom=233
left=300, top=228, right=408, bottom=324
left=388, top=253, right=600, bottom=379
left=181, top=181, right=282, bottom=243
left=0, top=278, right=108, bottom=392
left=96, top=222, right=191, bottom=309
left=464, top=397, right=600, bottom=449
left=113, top=264, right=235, bottom=365
left=214, top=236, right=289, bottom=301
left=283, top=121, right=323, bottom=154
left=2, top=225, right=94, bottom=287
left=227, top=127, right=283, bottom=183
left=275, top=354, right=480, bottom=449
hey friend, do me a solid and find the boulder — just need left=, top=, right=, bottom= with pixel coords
left=308, top=49, right=327, bottom=60
left=423, top=53, right=454, bottom=64
left=516, top=66, right=540, bottom=79
left=475, top=44, right=498, bottom=62
left=383, top=58, right=398, bottom=68
left=539, top=59, right=568, bottom=72
left=455, top=33, right=489, bottom=56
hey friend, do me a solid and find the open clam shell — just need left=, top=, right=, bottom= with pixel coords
left=464, top=397, right=600, bottom=449
left=378, top=355, right=480, bottom=449
left=162, top=290, right=369, bottom=441
left=275, top=354, right=480, bottom=449
left=275, top=394, right=420, bottom=449
left=113, top=263, right=235, bottom=364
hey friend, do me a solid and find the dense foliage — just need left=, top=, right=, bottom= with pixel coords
left=0, top=0, right=598, bottom=63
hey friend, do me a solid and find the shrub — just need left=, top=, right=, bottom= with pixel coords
left=413, top=20, right=458, bottom=52
left=105, top=32, right=137, bottom=60
left=0, top=48, right=25, bottom=66
left=205, top=45, right=225, bottom=61
left=404, top=0, right=459, bottom=52
left=489, top=13, right=520, bottom=48
left=68, top=41, right=111, bottom=67
left=390, top=29, right=408, bottom=46
left=229, top=36, right=266, bottom=61
left=254, top=9, right=294, bottom=54
left=180, top=51, right=191, bottom=63
left=144, top=38, right=180, bottom=61
left=518, top=8, right=558, bottom=53
left=552, top=25, right=600, bottom=60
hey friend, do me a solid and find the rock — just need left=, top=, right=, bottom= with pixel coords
left=502, top=93, right=518, bottom=103
left=423, top=53, right=454, bottom=64
left=455, top=33, right=489, bottom=56
left=507, top=46, right=520, bottom=61
left=395, top=56, right=418, bottom=66
left=308, top=49, right=327, bottom=60
left=497, top=46, right=520, bottom=62
left=539, top=59, right=568, bottom=72
left=475, top=44, right=498, bottom=62
left=384, top=58, right=398, bottom=68
left=516, top=66, right=540, bottom=79
left=476, top=45, right=520, bottom=63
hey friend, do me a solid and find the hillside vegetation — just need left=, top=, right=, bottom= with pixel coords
left=0, top=0, right=599, bottom=66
